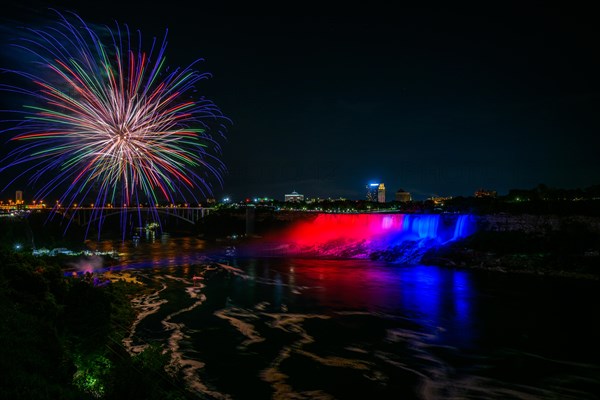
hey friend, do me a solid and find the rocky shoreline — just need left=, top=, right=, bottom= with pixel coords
left=419, top=244, right=600, bottom=280
left=417, top=213, right=600, bottom=280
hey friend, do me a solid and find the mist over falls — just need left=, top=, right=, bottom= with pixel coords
left=256, top=214, right=475, bottom=263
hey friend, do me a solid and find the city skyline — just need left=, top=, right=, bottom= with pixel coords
left=1, top=3, right=599, bottom=202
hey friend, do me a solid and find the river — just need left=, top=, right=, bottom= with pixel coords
left=87, top=237, right=599, bottom=399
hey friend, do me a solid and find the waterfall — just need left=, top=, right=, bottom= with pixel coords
left=269, top=213, right=475, bottom=263
left=452, top=214, right=471, bottom=241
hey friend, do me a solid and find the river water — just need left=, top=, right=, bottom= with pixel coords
left=89, top=237, right=599, bottom=399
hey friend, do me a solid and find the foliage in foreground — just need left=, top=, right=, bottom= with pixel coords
left=0, top=251, right=190, bottom=399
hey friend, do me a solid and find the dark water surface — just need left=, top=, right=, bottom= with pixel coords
left=100, top=238, right=599, bottom=399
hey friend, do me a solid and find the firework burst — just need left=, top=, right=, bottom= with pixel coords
left=0, top=11, right=228, bottom=236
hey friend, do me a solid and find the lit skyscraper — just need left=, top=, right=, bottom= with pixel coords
left=377, top=183, right=386, bottom=203
left=366, top=183, right=379, bottom=201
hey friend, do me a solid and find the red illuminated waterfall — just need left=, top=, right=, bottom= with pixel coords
left=261, top=213, right=474, bottom=263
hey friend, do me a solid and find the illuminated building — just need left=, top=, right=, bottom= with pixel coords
left=428, top=196, right=453, bottom=206
left=395, top=189, right=412, bottom=202
left=285, top=191, right=304, bottom=202
left=474, top=189, right=497, bottom=198
left=377, top=183, right=386, bottom=203
left=15, top=190, right=23, bottom=204
left=366, top=183, right=379, bottom=201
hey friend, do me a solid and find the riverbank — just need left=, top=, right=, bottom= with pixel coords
left=423, top=249, right=600, bottom=280
left=420, top=229, right=600, bottom=280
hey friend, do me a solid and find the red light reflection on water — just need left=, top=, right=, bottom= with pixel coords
left=249, top=258, right=474, bottom=343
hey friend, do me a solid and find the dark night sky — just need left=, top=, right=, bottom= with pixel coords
left=1, top=2, right=599, bottom=201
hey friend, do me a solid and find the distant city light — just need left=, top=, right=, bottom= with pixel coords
left=284, top=191, right=304, bottom=202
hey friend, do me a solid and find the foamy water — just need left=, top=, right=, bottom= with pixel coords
left=120, top=257, right=599, bottom=399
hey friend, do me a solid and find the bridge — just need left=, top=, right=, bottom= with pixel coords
left=49, top=206, right=214, bottom=226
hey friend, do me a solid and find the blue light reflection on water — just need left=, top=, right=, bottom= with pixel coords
left=76, top=245, right=478, bottom=348
left=232, top=259, right=477, bottom=348
left=398, top=265, right=475, bottom=346
left=70, top=237, right=599, bottom=399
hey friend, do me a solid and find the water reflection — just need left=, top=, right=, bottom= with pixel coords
left=101, top=249, right=598, bottom=399
left=84, top=236, right=212, bottom=272
left=227, top=259, right=475, bottom=347
left=399, top=266, right=474, bottom=346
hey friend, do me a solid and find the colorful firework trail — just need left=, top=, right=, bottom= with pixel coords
left=0, top=11, right=228, bottom=235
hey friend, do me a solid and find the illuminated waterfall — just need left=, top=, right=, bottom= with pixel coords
left=267, top=213, right=474, bottom=263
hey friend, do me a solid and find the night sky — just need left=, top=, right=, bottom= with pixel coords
left=1, top=3, right=599, bottom=201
